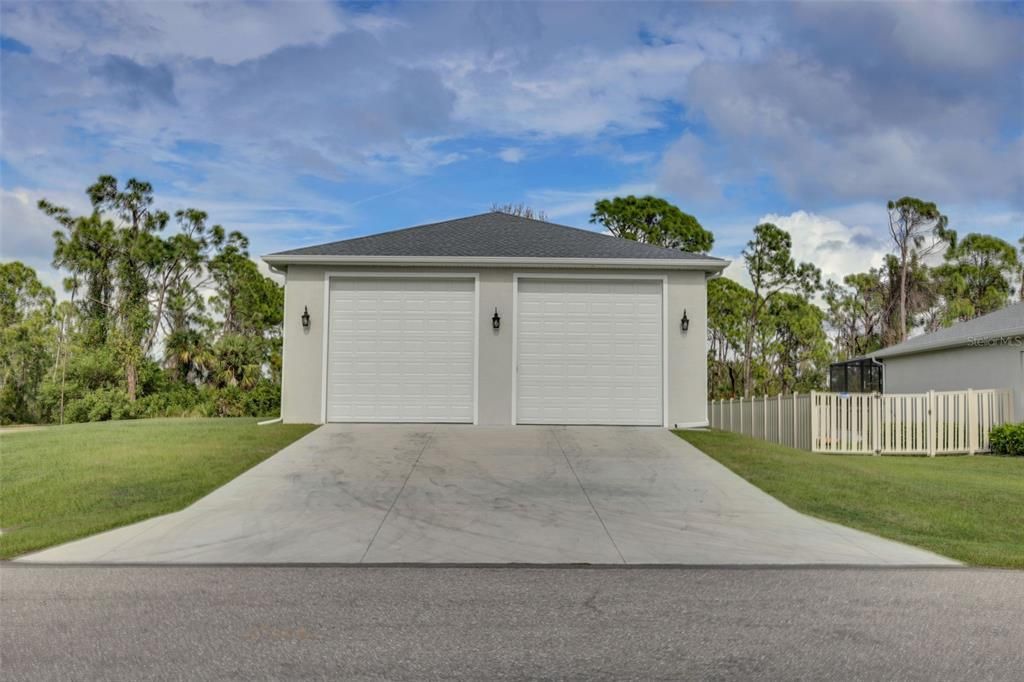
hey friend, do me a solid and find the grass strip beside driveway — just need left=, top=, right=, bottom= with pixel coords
left=0, top=418, right=317, bottom=559
left=676, top=429, right=1024, bottom=569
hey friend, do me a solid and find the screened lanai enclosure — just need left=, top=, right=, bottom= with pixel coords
left=828, top=358, right=883, bottom=393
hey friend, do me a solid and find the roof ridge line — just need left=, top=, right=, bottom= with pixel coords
left=283, top=212, right=501, bottom=251
left=266, top=211, right=728, bottom=264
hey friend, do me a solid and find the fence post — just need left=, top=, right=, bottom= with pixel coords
left=873, top=394, right=881, bottom=455
left=759, top=395, right=763, bottom=439
left=748, top=397, right=752, bottom=435
left=967, top=388, right=976, bottom=455
left=809, top=391, right=817, bottom=452
left=742, top=397, right=747, bottom=435
left=927, top=390, right=936, bottom=457
left=753, top=395, right=758, bottom=438
left=751, top=396, right=756, bottom=436
left=792, top=392, right=799, bottom=449
left=777, top=393, right=783, bottom=444
left=762, top=395, right=768, bottom=440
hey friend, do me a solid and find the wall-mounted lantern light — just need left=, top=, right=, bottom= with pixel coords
left=492, top=307, right=501, bottom=330
left=301, top=305, right=311, bottom=330
left=680, top=309, right=690, bottom=333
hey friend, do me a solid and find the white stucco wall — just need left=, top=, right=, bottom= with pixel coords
left=279, top=265, right=327, bottom=424
left=279, top=264, right=712, bottom=427
left=881, top=342, right=1024, bottom=419
left=666, top=269, right=709, bottom=427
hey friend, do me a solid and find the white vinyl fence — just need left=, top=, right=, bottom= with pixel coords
left=709, top=392, right=813, bottom=451
left=708, top=389, right=1014, bottom=456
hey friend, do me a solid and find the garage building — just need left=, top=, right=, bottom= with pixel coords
left=263, top=212, right=728, bottom=427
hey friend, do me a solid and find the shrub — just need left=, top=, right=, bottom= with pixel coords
left=64, top=388, right=135, bottom=423
left=138, top=358, right=171, bottom=396
left=66, top=346, right=123, bottom=391
left=198, top=380, right=280, bottom=418
left=135, top=383, right=208, bottom=418
left=33, top=374, right=280, bottom=423
left=241, top=379, right=280, bottom=417
left=989, top=423, right=1024, bottom=456
left=212, top=385, right=247, bottom=418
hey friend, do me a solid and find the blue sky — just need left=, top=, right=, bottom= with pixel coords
left=2, top=1, right=1022, bottom=291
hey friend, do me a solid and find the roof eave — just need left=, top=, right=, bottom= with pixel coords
left=870, top=328, right=1024, bottom=359
left=261, top=254, right=730, bottom=272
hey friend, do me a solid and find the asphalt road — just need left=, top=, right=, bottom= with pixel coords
left=2, top=565, right=1022, bottom=680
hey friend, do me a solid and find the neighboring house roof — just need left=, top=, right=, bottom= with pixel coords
left=263, top=211, right=729, bottom=271
left=870, top=301, right=1024, bottom=359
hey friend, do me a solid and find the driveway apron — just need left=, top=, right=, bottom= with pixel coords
left=20, top=425, right=958, bottom=565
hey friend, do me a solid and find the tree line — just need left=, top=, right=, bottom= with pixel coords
left=1, top=175, right=283, bottom=425
left=3, top=185, right=1020, bottom=424
left=588, top=195, right=1023, bottom=399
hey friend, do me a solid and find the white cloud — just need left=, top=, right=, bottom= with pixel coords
left=657, top=133, right=721, bottom=203
left=653, top=17, right=777, bottom=62
left=677, top=3, right=1024, bottom=206
left=720, top=259, right=751, bottom=289
left=794, top=2, right=1023, bottom=73
left=427, top=10, right=772, bottom=139
left=1, top=187, right=84, bottom=262
left=0, top=187, right=93, bottom=296
left=442, top=43, right=698, bottom=137
left=498, top=147, right=526, bottom=163
left=1, top=1, right=350, bottom=65
left=758, top=210, right=890, bottom=286
left=1, top=0, right=1021, bottom=276
left=719, top=201, right=1024, bottom=296
left=685, top=55, right=1023, bottom=204
left=525, top=182, right=656, bottom=221
left=0, top=31, right=463, bottom=197
left=7, top=1, right=1018, bottom=205
left=720, top=209, right=893, bottom=289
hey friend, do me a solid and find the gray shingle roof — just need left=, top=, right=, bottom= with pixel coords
left=268, top=211, right=726, bottom=264
left=871, top=301, right=1024, bottom=359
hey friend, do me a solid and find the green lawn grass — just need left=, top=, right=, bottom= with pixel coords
left=676, top=429, right=1024, bottom=568
left=0, top=418, right=317, bottom=559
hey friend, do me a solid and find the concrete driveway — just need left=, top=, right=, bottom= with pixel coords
left=21, top=425, right=956, bottom=565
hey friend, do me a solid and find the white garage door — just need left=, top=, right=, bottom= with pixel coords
left=516, top=278, right=663, bottom=425
left=326, top=278, right=475, bottom=422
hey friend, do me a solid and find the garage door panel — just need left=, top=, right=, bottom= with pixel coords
left=327, top=278, right=475, bottom=423
left=516, top=278, right=663, bottom=426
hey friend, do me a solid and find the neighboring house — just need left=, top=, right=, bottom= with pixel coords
left=830, top=302, right=1024, bottom=418
left=263, top=212, right=728, bottom=427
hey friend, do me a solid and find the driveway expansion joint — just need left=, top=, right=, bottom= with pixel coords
left=359, top=424, right=436, bottom=563
left=551, top=427, right=627, bottom=565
